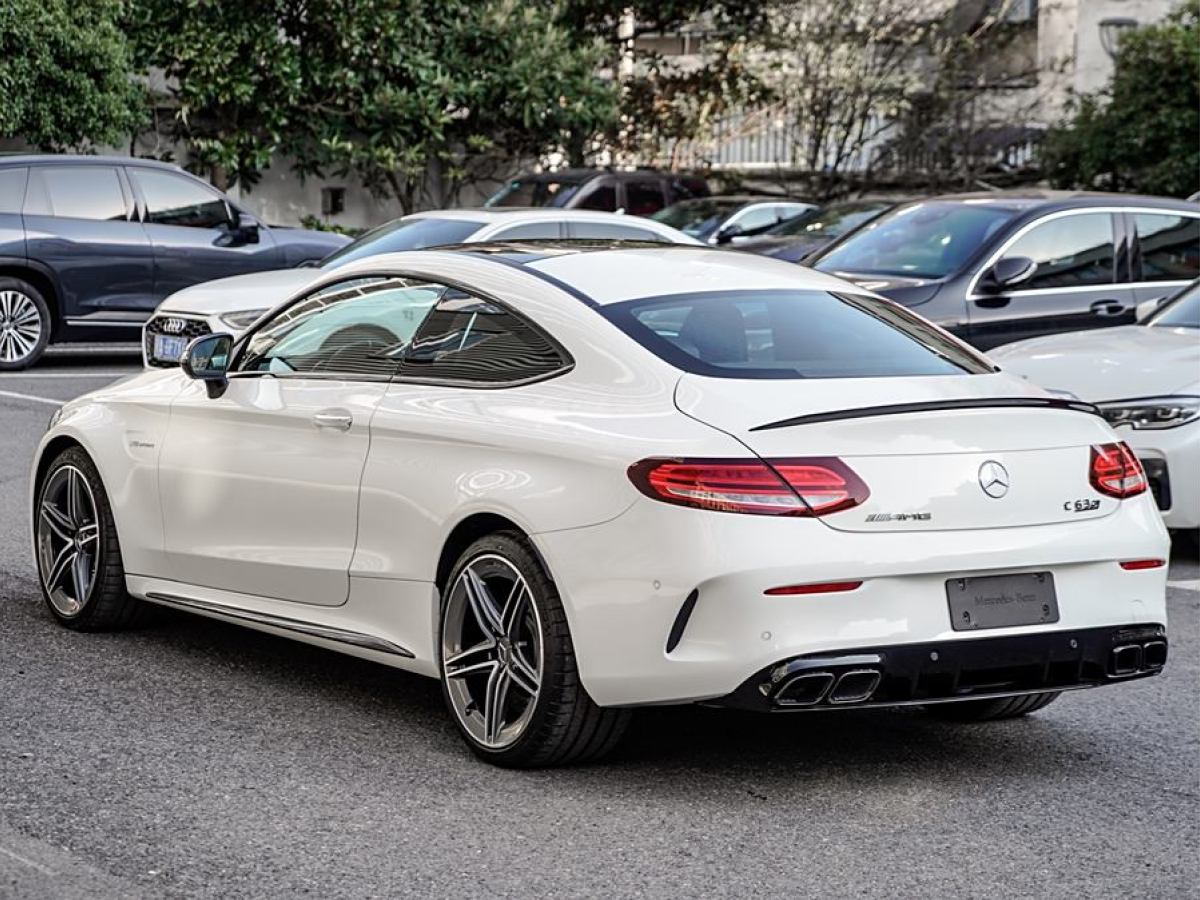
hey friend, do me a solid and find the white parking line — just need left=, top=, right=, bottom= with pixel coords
left=0, top=844, right=57, bottom=877
left=0, top=371, right=133, bottom=379
left=0, top=389, right=61, bottom=408
left=1168, top=578, right=1200, bottom=591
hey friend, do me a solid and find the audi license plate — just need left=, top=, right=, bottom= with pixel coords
left=153, top=334, right=188, bottom=362
left=945, top=572, right=1059, bottom=631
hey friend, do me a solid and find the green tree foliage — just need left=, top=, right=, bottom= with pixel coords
left=0, top=0, right=142, bottom=151
left=560, top=1, right=767, bottom=164
left=1042, top=1, right=1200, bottom=197
left=129, top=0, right=617, bottom=204
left=127, top=0, right=305, bottom=190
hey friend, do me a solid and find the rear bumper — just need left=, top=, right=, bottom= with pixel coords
left=535, top=494, right=1169, bottom=707
left=712, top=623, right=1167, bottom=712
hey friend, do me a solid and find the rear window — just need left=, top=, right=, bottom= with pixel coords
left=601, top=290, right=993, bottom=379
left=486, top=178, right=583, bottom=208
left=320, top=218, right=484, bottom=269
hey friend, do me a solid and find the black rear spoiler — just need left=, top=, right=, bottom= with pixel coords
left=750, top=397, right=1103, bottom=432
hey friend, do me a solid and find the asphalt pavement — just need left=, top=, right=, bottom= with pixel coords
left=0, top=351, right=1197, bottom=899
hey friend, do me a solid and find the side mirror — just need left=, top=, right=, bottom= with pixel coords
left=1135, top=296, right=1166, bottom=323
left=714, top=222, right=744, bottom=245
left=181, top=333, right=234, bottom=398
left=235, top=212, right=260, bottom=244
left=980, top=256, right=1037, bottom=293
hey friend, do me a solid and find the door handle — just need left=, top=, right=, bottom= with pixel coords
left=973, top=296, right=1010, bottom=309
left=312, top=409, right=353, bottom=431
left=1090, top=299, right=1127, bottom=318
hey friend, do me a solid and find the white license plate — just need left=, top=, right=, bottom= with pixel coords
left=153, top=334, right=188, bottom=362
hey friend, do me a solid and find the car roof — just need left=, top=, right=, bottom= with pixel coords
left=895, top=190, right=1200, bottom=214
left=409, top=208, right=677, bottom=223
left=363, top=242, right=860, bottom=306
left=0, top=153, right=186, bottom=173
left=506, top=168, right=701, bottom=184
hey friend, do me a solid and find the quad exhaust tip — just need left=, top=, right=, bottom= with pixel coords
left=829, top=669, right=882, bottom=704
left=773, top=668, right=881, bottom=707
left=1111, top=640, right=1167, bottom=677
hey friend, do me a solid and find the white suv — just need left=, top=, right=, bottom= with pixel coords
left=142, top=209, right=699, bottom=367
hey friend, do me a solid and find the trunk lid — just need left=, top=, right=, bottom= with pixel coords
left=674, top=373, right=1122, bottom=532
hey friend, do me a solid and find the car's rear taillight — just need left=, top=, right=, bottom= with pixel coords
left=627, top=457, right=869, bottom=517
left=1089, top=442, right=1148, bottom=499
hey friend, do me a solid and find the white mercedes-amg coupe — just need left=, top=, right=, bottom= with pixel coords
left=31, top=244, right=1169, bottom=767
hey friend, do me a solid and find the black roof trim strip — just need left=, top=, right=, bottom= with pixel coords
left=467, top=250, right=600, bottom=307
left=750, top=397, right=1103, bottom=432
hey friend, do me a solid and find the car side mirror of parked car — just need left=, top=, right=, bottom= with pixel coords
left=181, top=333, right=234, bottom=398
left=980, top=256, right=1037, bottom=293
left=1135, top=297, right=1167, bottom=323
left=234, top=212, right=261, bottom=244
left=715, top=222, right=744, bottom=245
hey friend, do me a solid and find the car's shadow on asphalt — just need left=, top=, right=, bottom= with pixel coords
left=11, top=590, right=1119, bottom=792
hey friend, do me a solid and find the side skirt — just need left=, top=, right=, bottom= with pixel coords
left=145, top=591, right=416, bottom=658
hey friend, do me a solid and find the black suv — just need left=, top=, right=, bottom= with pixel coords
left=484, top=169, right=710, bottom=217
left=809, top=191, right=1200, bottom=349
left=0, top=155, right=349, bottom=369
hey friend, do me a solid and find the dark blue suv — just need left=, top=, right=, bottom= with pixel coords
left=0, top=155, right=349, bottom=369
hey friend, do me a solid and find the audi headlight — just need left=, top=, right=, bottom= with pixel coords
left=219, top=308, right=269, bottom=329
left=1099, top=396, right=1200, bottom=430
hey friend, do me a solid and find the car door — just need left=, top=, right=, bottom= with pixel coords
left=158, top=275, right=441, bottom=605
left=967, top=210, right=1134, bottom=349
left=20, top=164, right=156, bottom=319
left=127, top=166, right=281, bottom=302
left=1128, top=210, right=1200, bottom=309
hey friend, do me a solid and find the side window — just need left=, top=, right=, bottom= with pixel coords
left=492, top=222, right=562, bottom=241
left=576, top=182, right=617, bottom=211
left=131, top=169, right=232, bottom=229
left=626, top=180, right=666, bottom=216
left=401, top=291, right=568, bottom=385
left=1001, top=213, right=1114, bottom=289
left=25, top=167, right=127, bottom=221
left=729, top=205, right=782, bottom=234
left=1136, top=213, right=1200, bottom=282
left=237, top=277, right=441, bottom=379
left=668, top=177, right=707, bottom=203
left=569, top=222, right=667, bottom=242
left=0, top=168, right=28, bottom=215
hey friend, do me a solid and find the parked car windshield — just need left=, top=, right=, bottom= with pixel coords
left=814, top=201, right=1018, bottom=279
left=601, top=290, right=993, bottom=379
left=486, top=177, right=583, bottom=208
left=651, top=198, right=746, bottom=240
left=319, top=218, right=485, bottom=269
left=766, top=201, right=890, bottom=238
left=1148, top=281, right=1200, bottom=328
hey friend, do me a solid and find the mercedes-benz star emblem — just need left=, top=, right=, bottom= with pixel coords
left=978, top=460, right=1010, bottom=499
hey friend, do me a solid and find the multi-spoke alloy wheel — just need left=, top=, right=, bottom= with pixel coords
left=35, top=448, right=143, bottom=631
left=0, top=280, right=50, bottom=370
left=442, top=554, right=544, bottom=749
left=37, top=466, right=100, bottom=617
left=438, top=531, right=631, bottom=767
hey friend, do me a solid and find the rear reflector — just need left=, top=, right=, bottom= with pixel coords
left=1090, top=442, right=1148, bottom=499
left=628, top=457, right=869, bottom=517
left=764, top=581, right=863, bottom=596
left=1118, top=558, right=1165, bottom=571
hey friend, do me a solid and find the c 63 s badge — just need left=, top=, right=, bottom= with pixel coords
left=1064, top=498, right=1101, bottom=513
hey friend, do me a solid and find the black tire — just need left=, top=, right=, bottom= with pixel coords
left=1171, top=528, right=1200, bottom=559
left=438, top=530, right=631, bottom=768
left=924, top=691, right=1061, bottom=722
left=0, top=277, right=51, bottom=371
left=34, top=447, right=144, bottom=631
